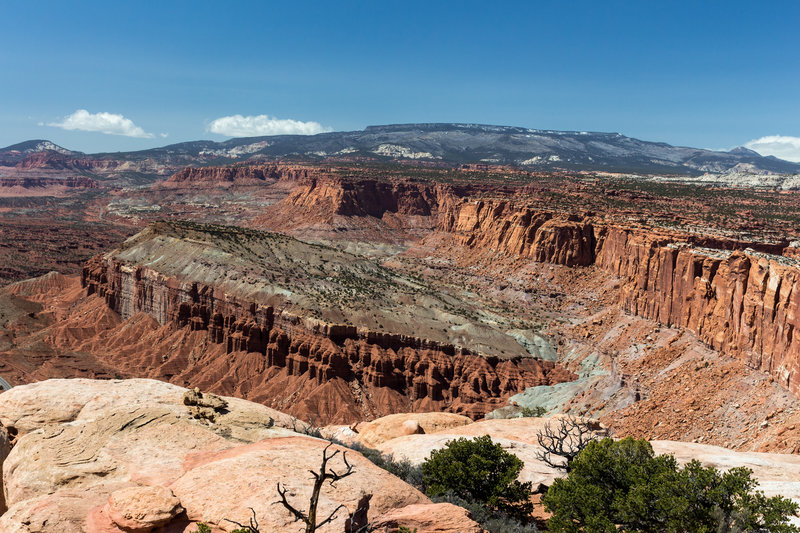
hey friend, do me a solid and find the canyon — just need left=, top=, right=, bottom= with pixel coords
left=1, top=159, right=800, bottom=452
left=76, top=221, right=573, bottom=422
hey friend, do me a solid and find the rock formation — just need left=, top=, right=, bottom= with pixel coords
left=161, top=163, right=313, bottom=187
left=0, top=379, right=429, bottom=532
left=281, top=177, right=441, bottom=218
left=434, top=197, right=800, bottom=396
left=437, top=198, right=595, bottom=266
left=75, top=221, right=574, bottom=423
left=595, top=226, right=800, bottom=396
left=67, top=171, right=800, bottom=421
left=349, top=412, right=473, bottom=448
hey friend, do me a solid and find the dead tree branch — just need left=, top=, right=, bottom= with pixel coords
left=223, top=507, right=260, bottom=532
left=536, top=415, right=607, bottom=472
left=274, top=442, right=356, bottom=533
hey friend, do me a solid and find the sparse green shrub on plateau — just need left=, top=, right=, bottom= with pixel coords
left=543, top=437, right=800, bottom=533
left=520, top=406, right=547, bottom=418
left=422, top=435, right=533, bottom=523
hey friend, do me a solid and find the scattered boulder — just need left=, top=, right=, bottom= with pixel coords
left=371, top=502, right=483, bottom=533
left=354, top=412, right=473, bottom=448
left=183, top=387, right=230, bottom=422
left=402, top=419, right=423, bottom=436
left=106, top=486, right=183, bottom=532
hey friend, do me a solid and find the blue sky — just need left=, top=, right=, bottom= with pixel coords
left=1, top=1, right=799, bottom=159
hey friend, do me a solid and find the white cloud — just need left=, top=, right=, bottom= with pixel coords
left=48, top=109, right=154, bottom=138
left=744, top=135, right=800, bottom=163
left=207, top=114, right=332, bottom=137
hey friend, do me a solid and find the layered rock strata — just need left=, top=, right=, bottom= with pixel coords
left=283, top=177, right=442, bottom=218
left=81, top=253, right=573, bottom=422
left=596, top=226, right=800, bottom=395
left=438, top=198, right=595, bottom=266
left=437, top=196, right=800, bottom=395
left=161, top=163, right=314, bottom=187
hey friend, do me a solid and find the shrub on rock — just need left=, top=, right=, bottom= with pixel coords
left=421, top=435, right=533, bottom=522
left=543, top=437, right=800, bottom=532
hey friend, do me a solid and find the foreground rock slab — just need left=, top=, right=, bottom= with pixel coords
left=0, top=379, right=428, bottom=532
left=173, top=436, right=428, bottom=531
left=371, top=502, right=483, bottom=533
left=351, top=412, right=474, bottom=448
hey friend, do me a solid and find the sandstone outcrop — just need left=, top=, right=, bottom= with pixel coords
left=0, top=426, right=10, bottom=513
left=172, top=436, right=428, bottom=532
left=371, top=502, right=483, bottom=533
left=161, top=163, right=313, bottom=187
left=0, top=379, right=428, bottom=532
left=438, top=199, right=595, bottom=266
left=352, top=412, right=474, bottom=448
left=281, top=177, right=441, bottom=219
left=250, top=175, right=446, bottom=244
left=596, top=226, right=800, bottom=396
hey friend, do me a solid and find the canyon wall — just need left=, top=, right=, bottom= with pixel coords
left=81, top=254, right=573, bottom=422
left=75, top=172, right=800, bottom=416
left=437, top=198, right=595, bottom=266
left=436, top=197, right=799, bottom=395
left=282, top=177, right=443, bottom=218
left=162, top=164, right=314, bottom=187
left=596, top=226, right=800, bottom=395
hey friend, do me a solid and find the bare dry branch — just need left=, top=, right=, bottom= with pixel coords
left=272, top=441, right=358, bottom=533
left=535, top=415, right=607, bottom=472
left=315, top=503, right=347, bottom=529
left=274, top=482, right=309, bottom=525
left=223, top=506, right=260, bottom=532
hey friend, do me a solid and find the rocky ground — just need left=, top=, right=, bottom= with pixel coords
left=0, top=378, right=797, bottom=532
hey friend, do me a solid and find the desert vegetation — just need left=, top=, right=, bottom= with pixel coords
left=543, top=437, right=799, bottom=532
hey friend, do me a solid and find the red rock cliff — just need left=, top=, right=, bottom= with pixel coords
left=81, top=254, right=574, bottom=422
left=161, top=164, right=314, bottom=187
left=596, top=226, right=800, bottom=395
left=435, top=196, right=800, bottom=394
left=437, top=198, right=595, bottom=266
left=282, top=177, right=443, bottom=218
left=267, top=178, right=800, bottom=395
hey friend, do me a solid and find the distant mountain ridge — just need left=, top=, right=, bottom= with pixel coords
left=2, top=123, right=799, bottom=176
